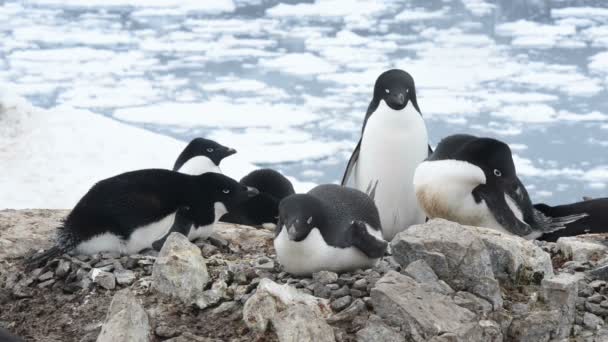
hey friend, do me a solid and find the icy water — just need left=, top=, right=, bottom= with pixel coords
left=1, top=0, right=607, bottom=205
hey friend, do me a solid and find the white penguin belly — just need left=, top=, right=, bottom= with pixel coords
left=186, top=202, right=227, bottom=241
left=356, top=101, right=428, bottom=240
left=414, top=159, right=530, bottom=236
left=178, top=156, right=220, bottom=175
left=274, top=227, right=379, bottom=276
left=75, top=212, right=177, bottom=255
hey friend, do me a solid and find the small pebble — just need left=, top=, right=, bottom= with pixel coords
left=37, top=279, right=56, bottom=288
left=350, top=289, right=365, bottom=298
left=353, top=279, right=368, bottom=290
left=590, top=280, right=607, bottom=289
left=331, top=296, right=352, bottom=312
left=331, top=285, right=350, bottom=299
left=38, top=271, right=54, bottom=282
left=326, top=284, right=340, bottom=291
left=114, top=269, right=136, bottom=286
left=312, top=271, right=338, bottom=285
left=313, top=283, right=331, bottom=299
left=155, top=325, right=179, bottom=338
left=588, top=293, right=604, bottom=304
left=55, top=260, right=71, bottom=278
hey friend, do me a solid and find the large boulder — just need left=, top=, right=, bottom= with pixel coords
left=152, top=233, right=209, bottom=304
left=392, top=219, right=554, bottom=307
left=243, top=278, right=333, bottom=342
left=557, top=235, right=608, bottom=263
left=370, top=271, right=500, bottom=341
left=541, top=273, right=579, bottom=339
left=96, top=289, right=150, bottom=342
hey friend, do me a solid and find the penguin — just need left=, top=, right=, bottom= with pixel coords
left=221, top=168, right=295, bottom=229
left=27, top=169, right=258, bottom=268
left=342, top=69, right=430, bottom=240
left=173, top=137, right=237, bottom=175
left=0, top=328, right=24, bottom=342
left=151, top=138, right=237, bottom=250
left=534, top=197, right=608, bottom=242
left=413, top=134, right=587, bottom=239
left=274, top=184, right=388, bottom=276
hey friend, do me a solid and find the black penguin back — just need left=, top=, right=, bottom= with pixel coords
left=536, top=198, right=608, bottom=241
left=308, top=184, right=381, bottom=246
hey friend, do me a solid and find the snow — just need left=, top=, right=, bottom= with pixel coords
left=552, top=7, right=608, bottom=19
left=0, top=94, right=312, bottom=209
left=113, top=100, right=319, bottom=128
left=395, top=9, right=446, bottom=22
left=26, top=0, right=236, bottom=13
left=266, top=0, right=385, bottom=19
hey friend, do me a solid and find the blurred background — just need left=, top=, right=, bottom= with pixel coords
left=1, top=0, right=607, bottom=208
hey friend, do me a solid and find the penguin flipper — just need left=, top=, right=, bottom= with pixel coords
left=350, top=220, right=387, bottom=258
left=152, top=208, right=193, bottom=251
left=427, top=144, right=433, bottom=157
left=341, top=139, right=361, bottom=187
left=474, top=187, right=533, bottom=236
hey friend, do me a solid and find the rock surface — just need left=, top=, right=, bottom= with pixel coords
left=96, top=289, right=150, bottom=342
left=558, top=235, right=608, bottom=262
left=152, top=232, right=210, bottom=304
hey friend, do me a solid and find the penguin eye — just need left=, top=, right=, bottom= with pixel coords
left=406, top=88, right=409, bottom=93
left=384, top=89, right=390, bottom=94
left=222, top=189, right=230, bottom=194
left=493, top=169, right=502, bottom=177
left=207, top=148, right=214, bottom=152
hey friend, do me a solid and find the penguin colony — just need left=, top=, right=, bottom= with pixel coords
left=28, top=69, right=607, bottom=278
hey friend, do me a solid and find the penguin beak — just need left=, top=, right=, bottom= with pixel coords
left=225, top=147, right=237, bottom=156
left=386, top=92, right=406, bottom=109
left=246, top=186, right=259, bottom=197
left=287, top=225, right=298, bottom=240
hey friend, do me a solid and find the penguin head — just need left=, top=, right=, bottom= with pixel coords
left=239, top=168, right=296, bottom=200
left=452, top=137, right=518, bottom=191
left=193, top=172, right=258, bottom=213
left=373, top=69, right=420, bottom=113
left=277, top=194, right=328, bottom=242
left=174, top=138, right=237, bottom=171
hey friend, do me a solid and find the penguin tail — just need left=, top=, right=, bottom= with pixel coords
left=25, top=223, right=76, bottom=270
left=533, top=209, right=589, bottom=234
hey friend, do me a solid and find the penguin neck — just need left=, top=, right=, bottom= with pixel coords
left=177, top=156, right=221, bottom=176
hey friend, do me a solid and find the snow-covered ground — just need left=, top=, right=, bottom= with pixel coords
left=1, top=0, right=607, bottom=208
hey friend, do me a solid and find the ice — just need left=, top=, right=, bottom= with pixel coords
left=27, top=0, right=236, bottom=13
left=552, top=7, right=608, bottom=19
left=395, top=8, right=446, bottom=22
left=258, top=53, right=338, bottom=76
left=266, top=0, right=387, bottom=19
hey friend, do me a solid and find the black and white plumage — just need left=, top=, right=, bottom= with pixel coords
left=534, top=197, right=608, bottom=242
left=152, top=138, right=237, bottom=250
left=173, top=137, right=236, bottom=175
left=275, top=184, right=387, bottom=276
left=413, top=134, right=587, bottom=239
left=221, top=168, right=295, bottom=228
left=342, top=69, right=430, bottom=240
left=28, top=169, right=257, bottom=267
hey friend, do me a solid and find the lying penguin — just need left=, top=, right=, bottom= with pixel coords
left=342, top=69, right=430, bottom=240
left=28, top=169, right=257, bottom=267
left=152, top=138, right=237, bottom=250
left=275, top=184, right=387, bottom=276
left=221, top=168, right=295, bottom=229
left=413, top=134, right=587, bottom=239
left=534, top=197, right=608, bottom=242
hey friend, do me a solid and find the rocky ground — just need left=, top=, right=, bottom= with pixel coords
left=2, top=210, right=608, bottom=341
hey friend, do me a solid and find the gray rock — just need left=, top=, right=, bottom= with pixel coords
left=326, top=283, right=340, bottom=291
left=313, top=271, right=338, bottom=285
left=391, top=220, right=503, bottom=307
left=371, top=271, right=482, bottom=341
left=585, top=302, right=608, bottom=316
left=583, top=312, right=604, bottom=330
left=152, top=233, right=209, bottom=304
left=313, top=283, right=332, bottom=299
left=163, top=332, right=223, bottom=342
left=194, top=290, right=222, bottom=310
left=558, top=236, right=608, bottom=262
left=89, top=269, right=116, bottom=290
left=331, top=296, right=352, bottom=312
left=588, top=293, right=604, bottom=304
left=272, top=304, right=335, bottom=342
left=114, top=269, right=136, bottom=286
left=38, top=271, right=54, bottom=282
left=579, top=282, right=595, bottom=297
left=403, top=259, right=454, bottom=295
left=589, top=264, right=608, bottom=281
left=242, top=278, right=331, bottom=334
left=541, top=273, right=579, bottom=339
left=356, top=315, right=403, bottom=342
left=327, top=299, right=366, bottom=324
left=589, top=280, right=606, bottom=289
left=37, top=279, right=55, bottom=288
left=350, top=289, right=365, bottom=298
left=254, top=258, right=275, bottom=271
left=96, top=289, right=150, bottom=342
left=353, top=279, right=367, bottom=290
left=507, top=310, right=560, bottom=342
left=331, top=285, right=351, bottom=299
left=55, top=260, right=71, bottom=278
left=453, top=291, right=493, bottom=316
left=211, top=301, right=239, bottom=316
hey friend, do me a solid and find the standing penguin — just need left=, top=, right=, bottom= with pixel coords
left=274, top=184, right=387, bottom=276
left=173, top=137, right=237, bottom=175
left=342, top=69, right=430, bottom=240
left=152, top=138, right=237, bottom=250
left=221, top=168, right=295, bottom=228
left=413, top=134, right=587, bottom=239
left=534, top=197, right=608, bottom=241
left=28, top=169, right=257, bottom=268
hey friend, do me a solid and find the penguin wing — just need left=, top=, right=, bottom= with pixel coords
left=341, top=139, right=361, bottom=187
left=473, top=186, right=533, bottom=236
left=428, top=144, right=433, bottom=157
